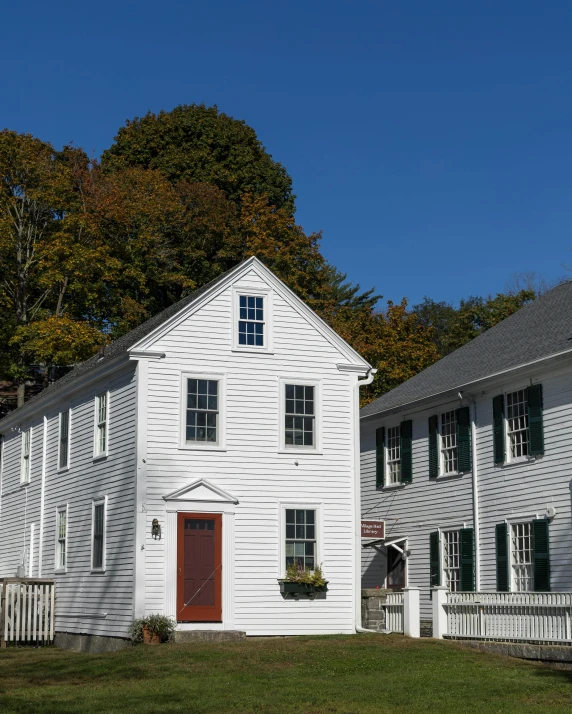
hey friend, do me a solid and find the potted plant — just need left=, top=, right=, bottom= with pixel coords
left=279, top=563, right=328, bottom=595
left=130, top=614, right=176, bottom=645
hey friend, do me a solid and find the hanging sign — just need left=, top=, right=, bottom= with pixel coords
left=361, top=520, right=385, bottom=538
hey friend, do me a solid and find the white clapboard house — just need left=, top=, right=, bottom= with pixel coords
left=360, top=282, right=572, bottom=638
left=0, top=257, right=373, bottom=649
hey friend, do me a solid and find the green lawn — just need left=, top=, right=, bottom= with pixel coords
left=1, top=635, right=571, bottom=713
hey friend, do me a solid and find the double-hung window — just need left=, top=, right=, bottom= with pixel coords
left=239, top=295, right=264, bottom=347
left=186, top=378, right=219, bottom=444
left=510, top=522, right=533, bottom=591
left=95, top=394, right=108, bottom=457
left=386, top=425, right=401, bottom=484
left=440, top=411, right=458, bottom=474
left=56, top=507, right=67, bottom=570
left=442, top=530, right=461, bottom=592
left=92, top=499, right=106, bottom=571
left=285, top=384, right=315, bottom=448
left=21, top=429, right=31, bottom=483
left=285, top=509, right=316, bottom=571
left=506, top=389, right=529, bottom=459
left=59, top=409, right=70, bottom=469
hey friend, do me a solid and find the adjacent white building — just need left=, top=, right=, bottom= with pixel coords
left=0, top=257, right=373, bottom=649
left=360, top=282, right=572, bottom=631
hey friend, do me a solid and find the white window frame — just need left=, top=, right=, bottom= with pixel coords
left=20, top=428, right=31, bottom=484
left=90, top=497, right=107, bottom=572
left=93, top=392, right=109, bottom=460
left=504, top=388, right=530, bottom=464
left=278, top=378, right=321, bottom=453
left=441, top=528, right=461, bottom=592
left=438, top=409, right=459, bottom=477
left=232, top=285, right=273, bottom=353
left=54, top=504, right=68, bottom=573
left=508, top=520, right=534, bottom=593
left=384, top=423, right=402, bottom=486
left=179, top=372, right=227, bottom=451
left=57, top=408, right=71, bottom=472
left=278, top=502, right=323, bottom=579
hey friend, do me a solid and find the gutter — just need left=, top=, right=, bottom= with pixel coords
left=361, top=347, right=572, bottom=422
left=470, top=400, right=480, bottom=590
left=353, top=367, right=377, bottom=633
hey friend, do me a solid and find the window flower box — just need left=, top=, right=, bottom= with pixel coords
left=279, top=580, right=328, bottom=595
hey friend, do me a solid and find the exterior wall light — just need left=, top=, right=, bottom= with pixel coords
left=152, top=518, right=161, bottom=540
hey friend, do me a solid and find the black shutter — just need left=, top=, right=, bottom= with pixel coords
left=430, top=531, right=441, bottom=586
left=428, top=415, right=438, bottom=478
left=375, top=427, right=385, bottom=488
left=459, top=528, right=475, bottom=591
left=456, top=406, right=472, bottom=472
left=493, top=395, right=505, bottom=465
left=527, top=384, right=544, bottom=456
left=495, top=523, right=509, bottom=591
left=400, top=420, right=413, bottom=483
left=532, top=519, right=550, bottom=592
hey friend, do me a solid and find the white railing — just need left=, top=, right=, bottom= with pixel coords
left=446, top=592, right=572, bottom=643
left=384, top=592, right=404, bottom=633
left=0, top=579, right=55, bottom=646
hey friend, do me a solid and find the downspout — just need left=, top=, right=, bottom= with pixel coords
left=470, top=400, right=480, bottom=591
left=354, top=367, right=376, bottom=633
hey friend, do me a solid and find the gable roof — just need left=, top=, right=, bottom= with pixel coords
left=361, top=280, right=572, bottom=419
left=1, top=256, right=370, bottom=428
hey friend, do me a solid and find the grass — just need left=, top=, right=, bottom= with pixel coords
left=0, top=634, right=571, bottom=713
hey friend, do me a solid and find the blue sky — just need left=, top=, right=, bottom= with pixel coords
left=2, top=1, right=571, bottom=306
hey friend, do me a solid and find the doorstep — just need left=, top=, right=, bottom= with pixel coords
left=174, top=630, right=246, bottom=643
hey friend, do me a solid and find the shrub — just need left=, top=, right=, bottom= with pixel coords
left=130, top=614, right=176, bottom=644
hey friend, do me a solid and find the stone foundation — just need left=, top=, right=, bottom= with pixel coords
left=54, top=632, right=132, bottom=653
left=454, top=639, right=572, bottom=663
left=361, top=589, right=391, bottom=631
left=174, top=630, right=246, bottom=643
left=420, top=620, right=433, bottom=638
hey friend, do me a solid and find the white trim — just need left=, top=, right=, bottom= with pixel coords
left=130, top=257, right=369, bottom=367
left=20, top=427, right=31, bottom=484
left=336, top=363, right=370, bottom=375
left=437, top=408, right=460, bottom=477
left=54, top=503, right=68, bottom=574
left=278, top=502, right=323, bottom=579
left=231, top=284, right=273, bottom=353
left=278, top=378, right=322, bottom=453
left=164, top=500, right=235, bottom=630
left=128, top=350, right=166, bottom=360
left=57, top=408, right=71, bottom=472
left=383, top=422, right=402, bottom=486
left=133, top=359, right=148, bottom=618
left=28, top=522, right=35, bottom=577
left=163, top=478, right=238, bottom=504
left=90, top=496, right=107, bottom=572
left=503, top=386, right=530, bottom=465
left=93, top=391, right=109, bottom=460
left=179, top=372, right=227, bottom=451
left=38, top=416, right=48, bottom=576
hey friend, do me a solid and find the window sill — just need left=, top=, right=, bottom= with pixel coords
left=57, top=467, right=70, bottom=474
left=435, top=472, right=466, bottom=481
left=499, top=456, right=538, bottom=468
left=19, top=481, right=30, bottom=487
left=54, top=569, right=67, bottom=575
left=90, top=569, right=106, bottom=574
left=93, top=454, right=108, bottom=463
left=278, top=448, right=322, bottom=456
left=231, top=348, right=274, bottom=355
left=178, top=444, right=227, bottom=452
left=382, top=482, right=406, bottom=490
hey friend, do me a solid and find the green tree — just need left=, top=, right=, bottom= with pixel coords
left=101, top=104, right=295, bottom=212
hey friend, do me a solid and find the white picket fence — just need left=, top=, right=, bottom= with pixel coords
left=446, top=592, right=572, bottom=643
left=0, top=579, right=55, bottom=646
left=383, top=592, right=404, bottom=633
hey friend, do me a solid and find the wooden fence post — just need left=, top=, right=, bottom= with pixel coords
left=0, top=580, right=6, bottom=648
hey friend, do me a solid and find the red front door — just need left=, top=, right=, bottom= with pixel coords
left=177, top=513, right=222, bottom=622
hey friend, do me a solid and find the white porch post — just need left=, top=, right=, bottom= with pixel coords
left=402, top=587, right=420, bottom=638
left=432, top=586, right=449, bottom=638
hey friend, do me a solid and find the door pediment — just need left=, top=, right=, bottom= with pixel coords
left=163, top=478, right=238, bottom=505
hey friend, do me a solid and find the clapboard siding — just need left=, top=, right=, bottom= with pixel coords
left=142, top=268, right=358, bottom=634
left=0, top=364, right=137, bottom=638
left=361, top=361, right=572, bottom=620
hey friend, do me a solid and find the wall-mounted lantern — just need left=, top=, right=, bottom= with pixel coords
left=151, top=518, right=161, bottom=540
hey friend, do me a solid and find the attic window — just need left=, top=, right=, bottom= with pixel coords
left=238, top=295, right=264, bottom=347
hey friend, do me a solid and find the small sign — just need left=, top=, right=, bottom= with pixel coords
left=361, top=520, right=385, bottom=538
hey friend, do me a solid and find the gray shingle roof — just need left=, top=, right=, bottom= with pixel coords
left=0, top=263, right=242, bottom=428
left=361, top=280, right=572, bottom=419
